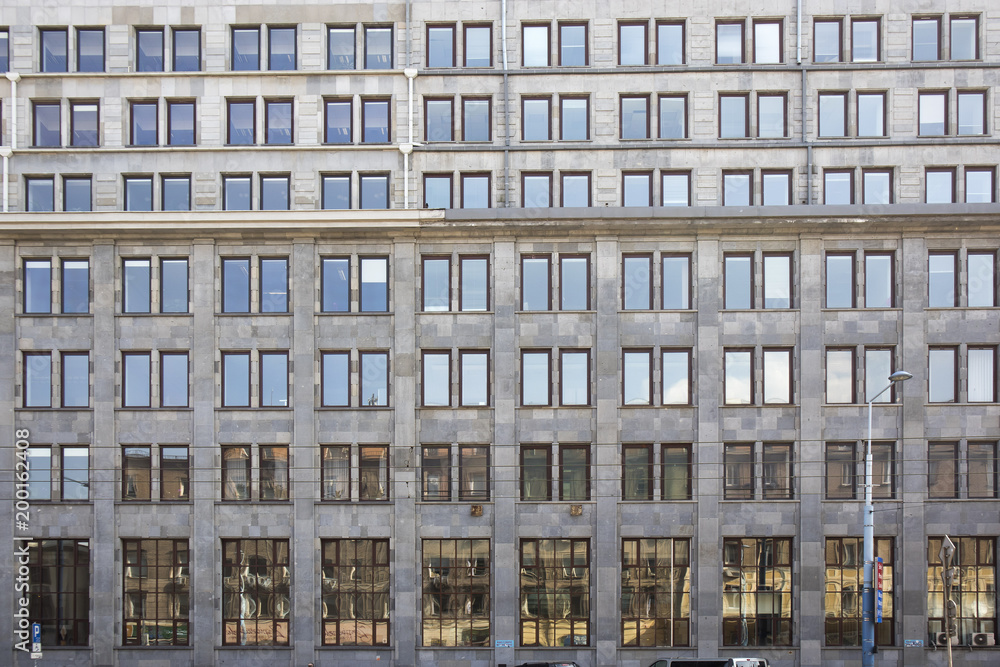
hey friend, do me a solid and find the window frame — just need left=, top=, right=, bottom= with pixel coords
left=69, top=100, right=99, bottom=147
left=521, top=96, right=552, bottom=141
left=520, top=349, right=552, bottom=406
left=912, top=16, right=941, bottom=61
left=918, top=90, right=948, bottom=136
left=813, top=19, right=842, bottom=63
left=521, top=23, right=550, bottom=67
left=824, top=169, right=854, bottom=204
left=753, top=19, right=783, bottom=64
left=459, top=349, right=490, bottom=407
left=421, top=350, right=451, bottom=407
left=231, top=26, right=261, bottom=71
left=622, top=348, right=653, bottom=406
left=558, top=21, right=588, bottom=67
left=724, top=348, right=754, bottom=405
left=716, top=21, right=745, bottom=64
left=851, top=17, right=881, bottom=62
left=559, top=348, right=591, bottom=406
left=618, top=21, right=648, bottom=66
left=361, top=98, right=391, bottom=144
left=267, top=26, right=296, bottom=71
left=172, top=28, right=201, bottom=72
left=656, top=20, right=685, bottom=65
left=463, top=23, right=492, bottom=67
left=560, top=171, right=592, bottom=207
left=327, top=25, right=356, bottom=70
left=320, top=351, right=351, bottom=407
left=719, top=93, right=749, bottom=139
left=461, top=96, right=491, bottom=142
left=264, top=99, right=293, bottom=145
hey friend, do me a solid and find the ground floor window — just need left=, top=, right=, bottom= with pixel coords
left=928, top=536, right=996, bottom=642
left=421, top=538, right=491, bottom=646
left=321, top=539, right=390, bottom=645
left=722, top=537, right=792, bottom=646
left=221, top=539, right=290, bottom=645
left=824, top=536, right=894, bottom=646
left=520, top=538, right=590, bottom=646
left=621, top=537, right=690, bottom=646
left=122, top=539, right=189, bottom=645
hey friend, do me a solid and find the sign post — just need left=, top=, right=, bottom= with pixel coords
left=875, top=557, right=884, bottom=623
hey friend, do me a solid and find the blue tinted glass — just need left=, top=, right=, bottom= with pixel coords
left=360, top=258, right=388, bottom=311
left=232, top=28, right=260, bottom=70
left=173, top=30, right=200, bottom=71
left=360, top=353, right=388, bottom=405
left=261, top=354, right=288, bottom=406
left=328, top=28, right=355, bottom=69
left=160, top=259, right=188, bottom=313
left=24, top=261, right=52, bottom=313
left=360, top=176, right=388, bottom=209
left=261, top=177, right=289, bottom=210
left=322, top=353, right=349, bottom=405
left=123, top=259, right=151, bottom=313
left=260, top=258, right=288, bottom=312
left=125, top=178, right=153, bottom=211
left=34, top=104, right=61, bottom=147
left=224, top=177, right=251, bottom=210
left=228, top=102, right=254, bottom=144
left=41, top=29, right=67, bottom=72
left=27, top=179, right=54, bottom=212
left=322, top=258, right=350, bottom=312
left=223, top=259, right=250, bottom=312
left=462, top=176, right=489, bottom=208
left=77, top=29, right=104, bottom=72
left=266, top=101, right=292, bottom=144
left=161, top=353, right=188, bottom=406
left=323, top=176, right=350, bottom=209
left=223, top=354, right=250, bottom=406
left=124, top=354, right=151, bottom=406
left=137, top=30, right=164, bottom=72
left=168, top=102, right=195, bottom=145
left=269, top=28, right=295, bottom=70
left=325, top=102, right=351, bottom=143
left=132, top=103, right=158, bottom=145
left=62, top=354, right=90, bottom=407
left=162, top=177, right=190, bottom=211
left=64, top=178, right=91, bottom=211
left=61, top=260, right=89, bottom=314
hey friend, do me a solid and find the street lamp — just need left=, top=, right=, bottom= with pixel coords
left=862, top=370, right=912, bottom=667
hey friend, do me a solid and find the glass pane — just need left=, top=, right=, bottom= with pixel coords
left=717, top=24, right=743, bottom=63
left=360, top=258, right=388, bottom=311
left=561, top=24, right=586, bottom=66
left=522, top=353, right=549, bottom=405
left=763, top=255, right=791, bottom=308
left=360, top=353, right=388, bottom=406
left=426, top=100, right=452, bottom=142
left=725, top=256, right=751, bottom=308
left=968, top=443, right=996, bottom=498
left=173, top=30, right=200, bottom=71
left=360, top=176, right=388, bottom=209
left=758, top=96, right=784, bottom=137
left=260, top=258, right=288, bottom=312
left=621, top=97, right=648, bottom=139
left=462, top=176, right=489, bottom=208
left=662, top=351, right=690, bottom=404
left=261, top=354, right=288, bottom=407
left=826, top=350, right=854, bottom=403
left=663, top=256, right=690, bottom=309
left=561, top=352, right=588, bottom=405
left=465, top=26, right=491, bottom=67
left=826, top=255, right=854, bottom=307
left=125, top=178, right=152, bottom=211
left=269, top=28, right=295, bottom=70
left=623, top=174, right=650, bottom=206
left=522, top=448, right=549, bottom=500
left=132, top=103, right=157, bottom=145
left=427, top=26, right=454, bottom=67
left=25, top=354, right=52, bottom=407
left=560, top=257, right=588, bottom=310
left=162, top=177, right=190, bottom=211
left=77, top=29, right=104, bottom=72
left=27, top=448, right=51, bottom=500
left=725, top=351, right=751, bottom=404
left=623, top=352, right=650, bottom=405
left=865, top=349, right=892, bottom=403
left=322, top=353, right=349, bottom=406
left=137, top=30, right=164, bottom=71
left=967, top=253, right=995, bottom=306
left=819, top=94, right=846, bottom=137
left=223, top=259, right=250, bottom=312
left=62, top=448, right=89, bottom=500
left=723, top=174, right=750, bottom=206
left=919, top=94, right=945, bottom=135
left=852, top=21, right=878, bottom=62
left=223, top=354, right=250, bottom=406
left=41, top=29, right=67, bottom=72
left=423, top=353, right=450, bottom=406
left=365, top=27, right=392, bottom=69
left=25, top=260, right=52, bottom=313
left=461, top=352, right=488, bottom=406
left=967, top=348, right=994, bottom=403
left=62, top=354, right=89, bottom=407
left=463, top=99, right=490, bottom=141
left=912, top=19, right=939, bottom=61
left=60, top=260, right=88, bottom=314
left=720, top=96, right=747, bottom=138
left=266, top=102, right=292, bottom=144
left=619, top=25, right=645, bottom=65
left=561, top=98, right=588, bottom=141
left=328, top=28, right=355, bottom=69
left=521, top=257, right=549, bottom=310
left=825, top=172, right=851, bottom=204
left=168, top=102, right=195, bottom=145
left=858, top=94, right=884, bottom=136
left=323, top=176, right=350, bottom=209
left=863, top=171, right=890, bottom=204
left=423, top=258, right=449, bottom=310
left=657, top=24, right=683, bottom=65
left=232, top=28, right=260, bottom=71
left=224, top=177, right=251, bottom=210
left=424, top=176, right=451, bottom=208
left=864, top=254, right=892, bottom=307
left=755, top=22, right=781, bottom=63
left=623, top=256, right=650, bottom=310
left=928, top=254, right=956, bottom=306
left=363, top=101, right=389, bottom=143
left=64, top=178, right=92, bottom=212
left=562, top=175, right=589, bottom=207
left=161, top=353, right=189, bottom=407
left=950, top=18, right=977, bottom=60
left=662, top=447, right=689, bottom=499
left=34, top=104, right=60, bottom=146
left=322, top=258, right=350, bottom=312
left=957, top=93, right=984, bottom=135
left=814, top=22, right=840, bottom=62
left=124, top=354, right=151, bottom=407
left=762, top=173, right=790, bottom=206
left=523, top=99, right=550, bottom=141
left=523, top=26, right=549, bottom=66
left=561, top=448, right=588, bottom=500
left=325, top=101, right=351, bottom=143
left=27, top=179, right=54, bottom=212
left=763, top=350, right=790, bottom=403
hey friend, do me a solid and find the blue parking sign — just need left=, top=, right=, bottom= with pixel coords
left=31, top=623, right=40, bottom=643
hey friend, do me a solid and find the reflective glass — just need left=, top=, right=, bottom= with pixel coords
left=173, top=29, right=200, bottom=71
left=365, top=27, right=392, bottom=69
left=137, top=30, right=164, bottom=72
left=464, top=26, right=491, bottom=66
left=560, top=257, right=588, bottom=310
left=427, top=26, right=454, bottom=67
left=261, top=353, right=288, bottom=406
left=560, top=98, right=588, bottom=140
left=260, top=258, right=288, bottom=312
left=322, top=176, right=350, bottom=209
left=463, top=99, right=490, bottom=141
left=64, top=178, right=91, bottom=212
left=560, top=24, right=586, bottom=66
left=123, top=353, right=151, bottom=407
left=360, top=175, right=388, bottom=209
left=522, top=352, right=549, bottom=405
left=623, top=351, right=650, bottom=405
left=360, top=257, right=388, bottom=311
left=223, top=353, right=250, bottom=406
left=461, top=351, right=489, bottom=406
left=328, top=28, right=355, bottom=69
left=322, top=352, right=349, bottom=406
left=24, top=260, right=52, bottom=313
left=423, top=353, right=450, bottom=406
left=657, top=23, right=683, bottom=65
left=62, top=260, right=89, bottom=313
left=168, top=102, right=195, bottom=145
left=662, top=350, right=690, bottom=404
left=460, top=257, right=488, bottom=311
left=725, top=255, right=751, bottom=308
left=232, top=28, right=260, bottom=70
left=269, top=27, right=295, bottom=70
left=619, top=24, right=646, bottom=65
left=360, top=353, right=388, bottom=406
left=161, top=353, right=188, bottom=407
left=725, top=351, right=752, bottom=404
left=125, top=176, right=152, bottom=212
left=77, top=29, right=105, bottom=72
left=523, top=26, right=549, bottom=66
left=123, top=259, right=151, bottom=313
left=322, top=258, right=350, bottom=312
left=222, top=258, right=250, bottom=312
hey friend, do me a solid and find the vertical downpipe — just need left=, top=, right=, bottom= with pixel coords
left=1, top=149, right=10, bottom=212
left=7, top=72, right=19, bottom=150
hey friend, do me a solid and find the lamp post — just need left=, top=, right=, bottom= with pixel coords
left=862, top=370, right=912, bottom=667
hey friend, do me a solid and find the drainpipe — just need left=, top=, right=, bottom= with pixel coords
left=501, top=0, right=509, bottom=207
left=7, top=72, right=19, bottom=150
left=1, top=147, right=10, bottom=212
left=797, top=0, right=812, bottom=204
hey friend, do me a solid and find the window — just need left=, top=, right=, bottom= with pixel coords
left=26, top=177, right=54, bottom=212
left=818, top=92, right=847, bottom=137
left=161, top=352, right=189, bottom=407
left=362, top=99, right=390, bottom=143
left=130, top=101, right=158, bottom=146
left=464, top=24, right=492, bottom=67
left=560, top=255, right=589, bottom=311
left=558, top=445, right=589, bottom=501
left=122, top=539, right=189, bottom=645
left=40, top=28, right=68, bottom=72
left=221, top=257, right=250, bottom=312
left=76, top=28, right=104, bottom=72
left=763, top=349, right=792, bottom=403
left=814, top=19, right=842, bottom=62
left=723, top=171, right=751, bottom=206
left=421, top=445, right=451, bottom=500
left=64, top=176, right=92, bottom=212
left=929, top=347, right=956, bottom=403
left=136, top=29, right=164, bottom=72
left=321, top=446, right=349, bottom=499
left=725, top=443, right=794, bottom=499
left=167, top=100, right=195, bottom=145
left=260, top=175, right=290, bottom=211
left=619, top=22, right=647, bottom=65
left=623, top=350, right=651, bottom=406
left=757, top=93, right=785, bottom=138
left=724, top=254, right=752, bottom=309
left=322, top=539, right=390, bottom=645
left=359, top=174, right=389, bottom=209
left=25, top=540, right=90, bottom=645
left=461, top=173, right=490, bottom=208
left=61, top=352, right=89, bottom=407
left=227, top=99, right=255, bottom=145
left=716, top=21, right=744, bottom=64
left=268, top=26, right=295, bottom=70
left=62, top=259, right=89, bottom=313
left=360, top=256, right=388, bottom=311
left=425, top=98, right=453, bottom=142
left=322, top=175, right=351, bottom=209
left=364, top=26, right=392, bottom=69
left=24, top=259, right=52, bottom=314
left=323, top=99, right=352, bottom=144
left=520, top=255, right=550, bottom=311
left=520, top=446, right=550, bottom=500
left=950, top=17, right=979, bottom=60
left=422, top=351, right=450, bottom=406
left=123, top=352, right=151, bottom=407
left=623, top=172, right=652, bottom=207
left=661, top=172, right=690, bottom=207
left=33, top=102, right=60, bottom=147
left=70, top=101, right=99, bottom=146
left=260, top=445, right=289, bottom=499
left=967, top=250, right=996, bottom=306
left=221, top=540, right=290, bottom=645
left=658, top=95, right=686, bottom=139
left=622, top=445, right=652, bottom=500
left=929, top=441, right=958, bottom=498
left=762, top=254, right=792, bottom=308
left=460, top=256, right=489, bottom=311
left=360, top=351, right=388, bottom=406
left=231, top=27, right=259, bottom=70
left=719, top=94, right=748, bottom=138
left=561, top=172, right=591, bottom=207
left=320, top=352, right=349, bottom=406
left=926, top=169, right=955, bottom=204
left=265, top=99, right=292, bottom=144
left=825, top=442, right=857, bottom=498
left=26, top=447, right=50, bottom=500
left=260, top=352, right=288, bottom=407
left=912, top=17, right=940, bottom=61
left=621, top=537, right=690, bottom=647
left=223, top=175, right=251, bottom=211
left=521, top=350, right=550, bottom=406
left=762, top=171, right=791, bottom=206
left=120, top=449, right=148, bottom=504
left=23, top=353, right=52, bottom=407
left=328, top=26, right=355, bottom=69
left=722, top=537, right=792, bottom=646
left=560, top=96, right=588, bottom=141
left=864, top=347, right=895, bottom=403
left=825, top=537, right=894, bottom=646
left=221, top=352, right=250, bottom=407
left=422, top=256, right=450, bottom=311
left=427, top=24, right=454, bottom=67
left=522, top=97, right=550, bottom=141
left=826, top=348, right=855, bottom=404
left=662, top=349, right=691, bottom=405
left=522, top=24, right=550, bottom=67
left=422, top=539, right=490, bottom=646
left=162, top=175, right=191, bottom=211
left=656, top=21, right=684, bottom=65
left=124, top=176, right=153, bottom=212
left=663, top=444, right=692, bottom=500
left=957, top=91, right=985, bottom=135
left=61, top=446, right=89, bottom=499
left=322, top=445, right=388, bottom=499
left=918, top=91, right=947, bottom=135
left=754, top=20, right=782, bottom=63
left=724, top=349, right=752, bottom=404
left=321, top=258, right=350, bottom=312
left=851, top=18, right=880, bottom=62
left=460, top=350, right=489, bottom=406
left=0, top=29, right=8, bottom=72
left=969, top=442, right=997, bottom=498
left=762, top=444, right=794, bottom=498
left=559, top=22, right=587, bottom=66
left=462, top=97, right=491, bottom=141
left=458, top=445, right=489, bottom=500
left=620, top=95, right=649, bottom=140
left=862, top=169, right=891, bottom=204
left=927, top=536, right=996, bottom=642
left=824, top=170, right=853, bottom=204
left=857, top=92, right=885, bottom=137
left=520, top=539, right=590, bottom=646
left=662, top=254, right=691, bottom=310
left=172, top=29, right=200, bottom=71
left=560, top=349, right=590, bottom=405
left=969, top=347, right=996, bottom=403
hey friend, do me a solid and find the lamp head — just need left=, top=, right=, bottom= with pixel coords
left=888, top=370, right=912, bottom=383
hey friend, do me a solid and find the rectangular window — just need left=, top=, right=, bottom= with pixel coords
left=40, top=28, right=68, bottom=72
left=70, top=101, right=99, bottom=147
left=167, top=100, right=195, bottom=145
left=724, top=443, right=754, bottom=499
left=560, top=349, right=590, bottom=405
left=130, top=101, right=158, bottom=146
left=724, top=349, right=752, bottom=405
left=227, top=99, right=255, bottom=145
left=826, top=348, right=855, bottom=404
left=26, top=540, right=89, bottom=645
left=722, top=537, right=792, bottom=646
left=658, top=95, right=686, bottom=139
left=927, top=536, right=996, bottom=641
left=918, top=91, right=947, bottom=135
left=123, top=539, right=189, bottom=645
left=656, top=21, right=685, bottom=65
left=0, top=30, right=7, bottom=73
left=321, top=352, right=349, bottom=407
left=928, top=442, right=958, bottom=498
left=421, top=539, right=490, bottom=646
left=322, top=175, right=351, bottom=209
left=928, top=252, right=957, bottom=307
left=26, top=177, right=54, bottom=212
left=716, top=22, right=744, bottom=64
left=124, top=176, right=153, bottom=212
left=913, top=17, right=940, bottom=61
left=522, top=24, right=550, bottom=67
left=560, top=255, right=589, bottom=311
left=857, top=92, right=885, bottom=137
left=825, top=169, right=854, bottom=205
left=268, top=26, right=295, bottom=70
left=521, top=255, right=550, bottom=311
left=561, top=172, right=591, bottom=207
left=232, top=27, right=260, bottom=71
left=662, top=349, right=691, bottom=405
left=460, top=350, right=489, bottom=406
left=864, top=253, right=893, bottom=307
left=928, top=347, right=956, bottom=403
left=260, top=352, right=288, bottom=407
left=62, top=446, right=89, bottom=500
left=136, top=29, right=164, bottom=72
left=364, top=26, right=392, bottom=69
left=322, top=539, right=390, bottom=645
left=360, top=174, right=389, bottom=209
left=763, top=443, right=793, bottom=499
left=662, top=444, right=692, bottom=500
left=61, top=352, right=89, bottom=408
left=761, top=170, right=791, bottom=206
left=321, top=445, right=349, bottom=500
left=328, top=26, right=355, bottom=69
left=763, top=253, right=792, bottom=308
left=623, top=172, right=652, bottom=207
left=757, top=93, right=786, bottom=138
left=64, top=176, right=92, bottom=212
left=222, top=540, right=290, bottom=645
left=520, top=539, right=590, bottom=646
left=968, top=442, right=997, bottom=499
left=619, top=22, right=647, bottom=66
left=265, top=99, right=292, bottom=144
left=957, top=91, right=985, bottom=135
left=825, top=537, right=894, bottom=646
left=719, top=94, right=748, bottom=138
left=724, top=254, right=752, bottom=309
left=522, top=97, right=551, bottom=141
left=560, top=445, right=589, bottom=501
left=422, top=445, right=451, bottom=500
left=814, top=19, right=842, bottom=62
left=461, top=173, right=490, bottom=208
left=620, top=95, right=649, bottom=140
left=260, top=445, right=289, bottom=499
left=968, top=347, right=996, bottom=403
left=623, top=349, right=652, bottom=406
left=359, top=446, right=389, bottom=500
left=872, top=442, right=895, bottom=499
left=360, top=351, right=388, bottom=406
left=459, top=445, right=489, bottom=500
left=123, top=352, right=151, bottom=407
left=753, top=20, right=782, bottom=63
left=221, top=445, right=251, bottom=500
left=967, top=251, right=996, bottom=306
left=222, top=352, right=250, bottom=407
left=460, top=256, right=488, bottom=311
left=260, top=175, right=289, bottom=211
left=464, top=24, right=492, bottom=67
left=862, top=169, right=891, bottom=204
left=520, top=445, right=550, bottom=501
left=24, top=352, right=52, bottom=407
left=62, top=258, right=89, bottom=314
left=321, top=258, right=350, bottom=312
left=462, top=97, right=491, bottom=141
left=425, top=98, right=453, bottom=142
left=559, top=22, right=587, bottom=66
left=422, top=256, right=450, bottom=311
left=172, top=29, right=200, bottom=71
left=122, top=446, right=151, bottom=500
left=723, top=171, right=752, bottom=206
left=622, top=255, right=651, bottom=310
left=27, top=447, right=51, bottom=500
left=865, top=348, right=894, bottom=403
left=161, top=352, right=189, bottom=407
left=560, top=96, right=589, bottom=141
left=33, top=102, right=60, bottom=147
left=818, top=92, right=847, bottom=137
left=422, top=351, right=450, bottom=406
left=950, top=17, right=979, bottom=60
left=123, top=258, right=151, bottom=313
left=521, top=350, right=551, bottom=406
left=359, top=256, right=388, bottom=312
left=661, top=172, right=690, bottom=207
left=826, top=442, right=856, bottom=498
left=851, top=18, right=880, bottom=62
left=427, top=24, right=455, bottom=67
left=222, top=257, right=250, bottom=312
left=622, top=444, right=652, bottom=501
left=621, top=537, right=690, bottom=647
left=76, top=28, right=104, bottom=72
left=24, top=259, right=52, bottom=314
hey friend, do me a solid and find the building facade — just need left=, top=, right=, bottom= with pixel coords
left=0, top=1, right=998, bottom=666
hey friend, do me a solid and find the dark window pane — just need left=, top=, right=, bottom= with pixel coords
left=160, top=259, right=188, bottom=313
left=64, top=178, right=91, bottom=212
left=172, top=29, right=200, bottom=71
left=0, top=30, right=9, bottom=73
left=136, top=30, right=164, bottom=72
left=41, top=29, right=68, bottom=72
left=322, top=258, right=350, bottom=312
left=260, top=258, right=288, bottom=312
left=328, top=28, right=355, bottom=69
left=222, top=259, right=250, bottom=312
left=162, top=177, right=190, bottom=211
left=232, top=28, right=260, bottom=71
left=269, top=27, right=295, bottom=70
left=125, top=178, right=153, bottom=212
